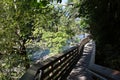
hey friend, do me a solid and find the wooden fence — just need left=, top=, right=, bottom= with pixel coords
left=20, top=38, right=90, bottom=80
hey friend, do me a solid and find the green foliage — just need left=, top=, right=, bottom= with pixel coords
left=0, top=54, right=25, bottom=80
left=0, top=0, right=51, bottom=79
left=79, top=18, right=90, bottom=33
left=32, top=3, right=82, bottom=54
left=0, top=0, right=83, bottom=79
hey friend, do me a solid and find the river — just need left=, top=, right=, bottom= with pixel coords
left=29, top=34, right=85, bottom=61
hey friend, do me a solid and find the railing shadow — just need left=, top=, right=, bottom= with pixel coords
left=67, top=40, right=93, bottom=80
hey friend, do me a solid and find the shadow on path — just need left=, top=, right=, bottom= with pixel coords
left=67, top=40, right=94, bottom=80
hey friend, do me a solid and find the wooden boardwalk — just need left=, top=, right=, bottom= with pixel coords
left=67, top=39, right=120, bottom=80
left=20, top=38, right=120, bottom=80
left=67, top=40, right=94, bottom=80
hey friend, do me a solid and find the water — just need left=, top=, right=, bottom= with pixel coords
left=29, top=34, right=85, bottom=61
left=31, top=49, right=50, bottom=61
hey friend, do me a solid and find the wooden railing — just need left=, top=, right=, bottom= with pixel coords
left=20, top=38, right=90, bottom=80
left=87, top=41, right=120, bottom=80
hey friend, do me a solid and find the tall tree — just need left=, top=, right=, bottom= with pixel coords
left=0, top=0, right=52, bottom=79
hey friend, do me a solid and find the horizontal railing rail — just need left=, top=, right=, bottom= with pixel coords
left=88, top=64, right=120, bottom=80
left=20, top=37, right=90, bottom=80
left=88, top=41, right=120, bottom=80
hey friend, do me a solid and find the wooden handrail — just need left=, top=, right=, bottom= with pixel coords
left=19, top=38, right=90, bottom=80
left=89, top=64, right=120, bottom=80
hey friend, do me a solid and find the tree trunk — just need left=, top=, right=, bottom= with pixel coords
left=20, top=39, right=30, bottom=70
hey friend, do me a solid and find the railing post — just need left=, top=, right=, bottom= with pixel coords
left=38, top=70, right=42, bottom=80
left=89, top=40, right=96, bottom=67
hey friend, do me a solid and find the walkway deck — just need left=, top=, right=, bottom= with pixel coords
left=20, top=38, right=120, bottom=80
left=67, top=40, right=94, bottom=80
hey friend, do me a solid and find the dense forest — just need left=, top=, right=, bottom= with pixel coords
left=78, top=0, right=120, bottom=70
left=0, top=0, right=120, bottom=79
left=0, top=0, right=88, bottom=79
